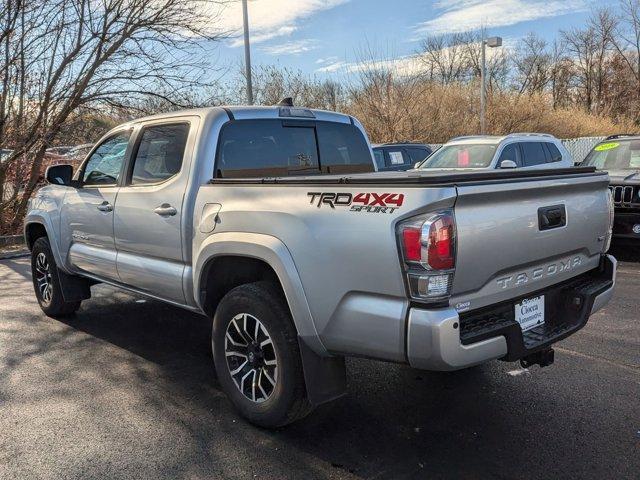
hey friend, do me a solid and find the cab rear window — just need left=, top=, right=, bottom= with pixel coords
left=215, top=119, right=374, bottom=178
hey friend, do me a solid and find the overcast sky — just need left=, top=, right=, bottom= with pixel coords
left=212, top=0, right=617, bottom=76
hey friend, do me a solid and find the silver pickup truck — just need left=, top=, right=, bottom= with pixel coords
left=25, top=106, right=616, bottom=427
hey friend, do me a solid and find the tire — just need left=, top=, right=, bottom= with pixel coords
left=212, top=281, right=312, bottom=428
left=30, top=237, right=81, bottom=317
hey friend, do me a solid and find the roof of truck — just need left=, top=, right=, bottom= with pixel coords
left=124, top=105, right=353, bottom=126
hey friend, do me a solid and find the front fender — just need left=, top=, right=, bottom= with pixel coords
left=193, top=232, right=327, bottom=356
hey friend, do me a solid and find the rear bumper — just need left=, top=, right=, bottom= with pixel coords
left=407, top=254, right=616, bottom=371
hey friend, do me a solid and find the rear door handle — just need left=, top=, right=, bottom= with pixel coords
left=97, top=201, right=113, bottom=212
left=154, top=203, right=177, bottom=217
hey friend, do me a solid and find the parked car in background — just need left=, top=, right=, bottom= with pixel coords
left=64, top=143, right=93, bottom=162
left=372, top=142, right=432, bottom=171
left=416, top=133, right=572, bottom=170
left=46, top=146, right=74, bottom=157
left=581, top=134, right=640, bottom=241
left=0, top=148, right=13, bottom=162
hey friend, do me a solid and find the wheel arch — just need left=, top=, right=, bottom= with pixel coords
left=23, top=217, right=66, bottom=271
left=24, top=222, right=48, bottom=250
left=194, top=232, right=346, bottom=406
left=194, top=232, right=324, bottom=354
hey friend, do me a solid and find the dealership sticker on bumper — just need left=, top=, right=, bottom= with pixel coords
left=515, top=295, right=545, bottom=332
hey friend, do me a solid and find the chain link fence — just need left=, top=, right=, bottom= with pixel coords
left=560, top=136, right=606, bottom=163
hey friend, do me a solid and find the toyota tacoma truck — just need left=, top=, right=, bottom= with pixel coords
left=25, top=105, right=616, bottom=427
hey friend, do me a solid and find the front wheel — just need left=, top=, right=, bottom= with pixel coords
left=30, top=237, right=81, bottom=317
left=212, top=281, right=312, bottom=428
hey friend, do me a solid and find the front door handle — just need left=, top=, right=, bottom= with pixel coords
left=154, top=203, right=177, bottom=217
left=97, top=201, right=113, bottom=212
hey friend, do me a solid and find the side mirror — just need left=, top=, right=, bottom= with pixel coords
left=573, top=161, right=582, bottom=167
left=413, top=161, right=421, bottom=169
left=46, top=164, right=74, bottom=186
left=499, top=159, right=517, bottom=169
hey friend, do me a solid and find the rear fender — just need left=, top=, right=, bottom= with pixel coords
left=194, top=232, right=346, bottom=405
left=23, top=216, right=67, bottom=272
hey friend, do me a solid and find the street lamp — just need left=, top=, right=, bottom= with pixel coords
left=242, top=0, right=253, bottom=105
left=480, top=35, right=502, bottom=134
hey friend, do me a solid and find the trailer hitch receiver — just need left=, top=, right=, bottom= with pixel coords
left=520, top=348, right=555, bottom=369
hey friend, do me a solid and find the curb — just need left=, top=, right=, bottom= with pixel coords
left=0, top=250, right=29, bottom=260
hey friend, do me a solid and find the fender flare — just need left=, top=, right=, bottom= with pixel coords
left=23, top=215, right=67, bottom=272
left=194, top=232, right=325, bottom=354
left=193, top=232, right=346, bottom=406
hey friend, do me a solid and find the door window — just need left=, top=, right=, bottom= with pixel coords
left=544, top=143, right=563, bottom=163
left=82, top=131, right=131, bottom=186
left=405, top=147, right=432, bottom=163
left=373, top=149, right=385, bottom=169
left=521, top=142, right=547, bottom=167
left=130, top=123, right=189, bottom=185
left=497, top=143, right=522, bottom=167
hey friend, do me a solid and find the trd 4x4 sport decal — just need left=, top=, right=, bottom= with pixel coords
left=307, top=192, right=404, bottom=214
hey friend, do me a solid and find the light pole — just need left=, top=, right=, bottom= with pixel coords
left=242, top=0, right=253, bottom=105
left=480, top=35, right=502, bottom=134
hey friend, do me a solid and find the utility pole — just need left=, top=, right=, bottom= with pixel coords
left=480, top=31, right=486, bottom=134
left=242, top=0, right=253, bottom=105
left=480, top=35, right=502, bottom=134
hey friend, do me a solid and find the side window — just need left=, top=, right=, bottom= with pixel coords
left=316, top=122, right=374, bottom=174
left=130, top=123, right=189, bottom=185
left=521, top=142, right=547, bottom=167
left=217, top=120, right=318, bottom=178
left=82, top=131, right=131, bottom=186
left=545, top=143, right=563, bottom=163
left=497, top=143, right=521, bottom=167
left=406, top=147, right=431, bottom=163
left=373, top=150, right=385, bottom=169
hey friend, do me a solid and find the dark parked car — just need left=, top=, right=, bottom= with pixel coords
left=372, top=142, right=433, bottom=171
left=582, top=134, right=640, bottom=241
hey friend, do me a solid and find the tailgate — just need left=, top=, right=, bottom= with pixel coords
left=450, top=172, right=610, bottom=312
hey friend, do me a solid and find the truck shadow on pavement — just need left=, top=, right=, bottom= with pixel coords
left=3, top=257, right=636, bottom=479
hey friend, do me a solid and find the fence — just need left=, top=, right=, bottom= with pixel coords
left=561, top=136, right=605, bottom=163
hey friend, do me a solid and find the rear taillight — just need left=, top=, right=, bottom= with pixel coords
left=397, top=210, right=456, bottom=301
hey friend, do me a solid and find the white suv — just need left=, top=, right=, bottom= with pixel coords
left=417, top=133, right=573, bottom=170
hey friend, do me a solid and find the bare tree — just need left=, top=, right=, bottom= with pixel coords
left=0, top=0, right=226, bottom=233
left=418, top=33, right=471, bottom=84
left=512, top=33, right=551, bottom=95
left=590, top=7, right=618, bottom=113
left=549, top=39, right=574, bottom=109
left=562, top=25, right=598, bottom=111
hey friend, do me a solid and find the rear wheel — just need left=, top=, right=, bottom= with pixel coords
left=30, top=237, right=81, bottom=317
left=212, top=281, right=312, bottom=428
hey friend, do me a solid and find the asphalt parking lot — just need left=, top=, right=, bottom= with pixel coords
left=0, top=245, right=638, bottom=480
